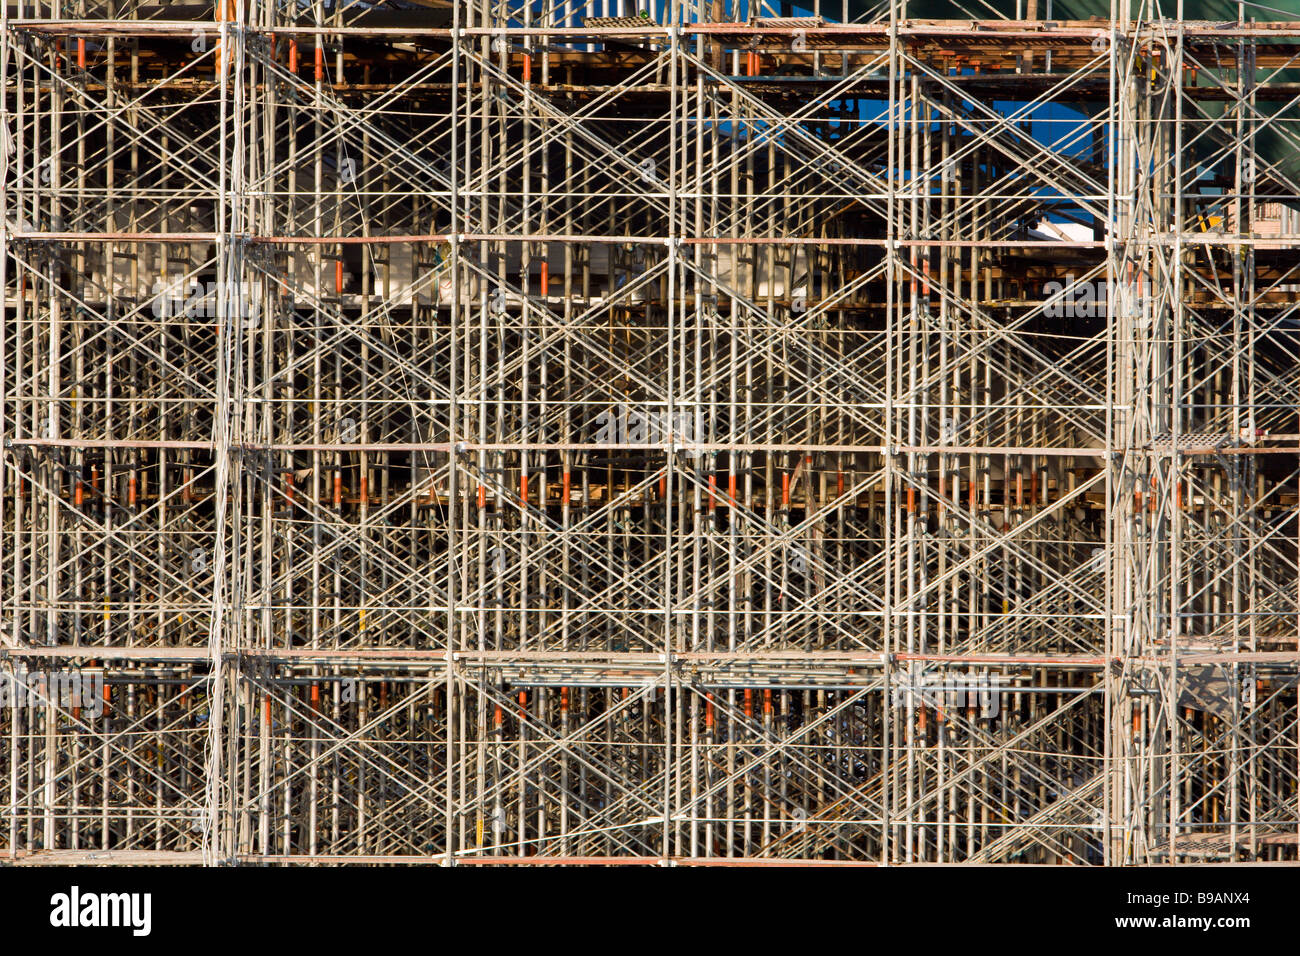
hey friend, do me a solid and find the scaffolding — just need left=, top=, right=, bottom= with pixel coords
left=2, top=0, right=1299, bottom=865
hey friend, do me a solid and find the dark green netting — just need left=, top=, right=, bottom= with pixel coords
left=851, top=0, right=1300, bottom=191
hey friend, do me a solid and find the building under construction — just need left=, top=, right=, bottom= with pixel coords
left=1, top=0, right=1299, bottom=865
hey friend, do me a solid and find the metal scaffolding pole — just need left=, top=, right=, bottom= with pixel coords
left=1, top=0, right=1299, bottom=865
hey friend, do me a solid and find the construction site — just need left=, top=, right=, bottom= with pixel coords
left=1, top=0, right=1298, bottom=866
